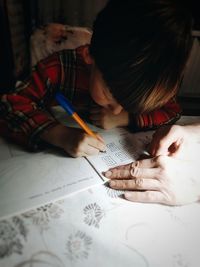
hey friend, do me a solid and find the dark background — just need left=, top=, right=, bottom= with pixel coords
left=0, top=0, right=199, bottom=114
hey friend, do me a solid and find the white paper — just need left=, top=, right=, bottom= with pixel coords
left=86, top=128, right=153, bottom=178
left=0, top=150, right=103, bottom=220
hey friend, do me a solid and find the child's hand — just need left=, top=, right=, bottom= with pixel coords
left=63, top=128, right=106, bottom=157
left=89, top=107, right=129, bottom=130
left=41, top=124, right=106, bottom=157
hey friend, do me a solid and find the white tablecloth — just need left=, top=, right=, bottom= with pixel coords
left=1, top=183, right=200, bottom=267
left=1, top=116, right=200, bottom=267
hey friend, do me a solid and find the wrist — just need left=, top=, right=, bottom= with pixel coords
left=40, top=124, right=70, bottom=149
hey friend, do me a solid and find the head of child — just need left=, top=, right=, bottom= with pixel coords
left=84, top=0, right=193, bottom=115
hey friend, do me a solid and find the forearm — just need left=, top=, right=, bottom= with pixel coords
left=40, top=124, right=70, bottom=149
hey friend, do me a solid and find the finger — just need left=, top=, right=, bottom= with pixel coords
left=103, top=168, right=133, bottom=179
left=131, top=158, right=158, bottom=168
left=168, top=141, right=180, bottom=155
left=84, top=145, right=102, bottom=156
left=108, top=158, right=158, bottom=172
left=148, top=130, right=170, bottom=156
left=106, top=162, right=133, bottom=172
left=124, top=191, right=168, bottom=204
left=149, top=141, right=169, bottom=157
left=103, top=159, right=159, bottom=179
left=88, top=136, right=106, bottom=152
left=103, top=162, right=135, bottom=179
left=150, top=128, right=182, bottom=157
left=168, top=138, right=184, bottom=156
left=104, top=165, right=160, bottom=180
left=76, top=143, right=103, bottom=157
left=154, top=139, right=174, bottom=156
left=109, top=178, right=160, bottom=191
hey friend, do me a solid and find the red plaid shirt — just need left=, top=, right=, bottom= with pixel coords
left=0, top=45, right=181, bottom=151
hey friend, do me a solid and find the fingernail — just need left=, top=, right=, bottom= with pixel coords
left=109, top=181, right=116, bottom=187
left=103, top=171, right=112, bottom=177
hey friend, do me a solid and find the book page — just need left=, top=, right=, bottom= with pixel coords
left=0, top=148, right=103, bottom=220
left=86, top=128, right=154, bottom=179
left=86, top=114, right=200, bottom=178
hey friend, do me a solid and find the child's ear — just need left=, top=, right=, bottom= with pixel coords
left=82, top=45, right=94, bottom=64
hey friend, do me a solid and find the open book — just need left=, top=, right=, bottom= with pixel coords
left=1, top=108, right=197, bottom=220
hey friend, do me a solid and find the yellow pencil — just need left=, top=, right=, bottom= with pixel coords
left=55, top=93, right=104, bottom=144
left=72, top=112, right=98, bottom=138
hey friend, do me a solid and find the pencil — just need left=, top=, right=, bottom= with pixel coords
left=72, top=112, right=98, bottom=138
left=55, top=92, right=99, bottom=139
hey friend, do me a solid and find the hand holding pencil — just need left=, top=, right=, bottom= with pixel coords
left=51, top=92, right=106, bottom=157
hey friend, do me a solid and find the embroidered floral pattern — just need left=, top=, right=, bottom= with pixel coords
left=83, top=203, right=105, bottom=228
left=0, top=216, right=27, bottom=258
left=23, top=203, right=64, bottom=231
left=103, top=184, right=125, bottom=198
left=65, top=231, right=92, bottom=261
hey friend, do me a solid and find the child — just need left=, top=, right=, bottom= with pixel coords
left=0, top=0, right=192, bottom=157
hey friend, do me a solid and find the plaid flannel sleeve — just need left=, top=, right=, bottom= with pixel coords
left=0, top=53, right=63, bottom=150
left=129, top=98, right=182, bottom=131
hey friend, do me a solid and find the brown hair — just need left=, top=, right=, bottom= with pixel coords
left=90, top=0, right=193, bottom=114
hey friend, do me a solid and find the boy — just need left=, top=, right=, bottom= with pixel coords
left=0, top=0, right=192, bottom=157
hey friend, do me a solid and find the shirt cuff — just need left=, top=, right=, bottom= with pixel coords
left=28, top=120, right=60, bottom=151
